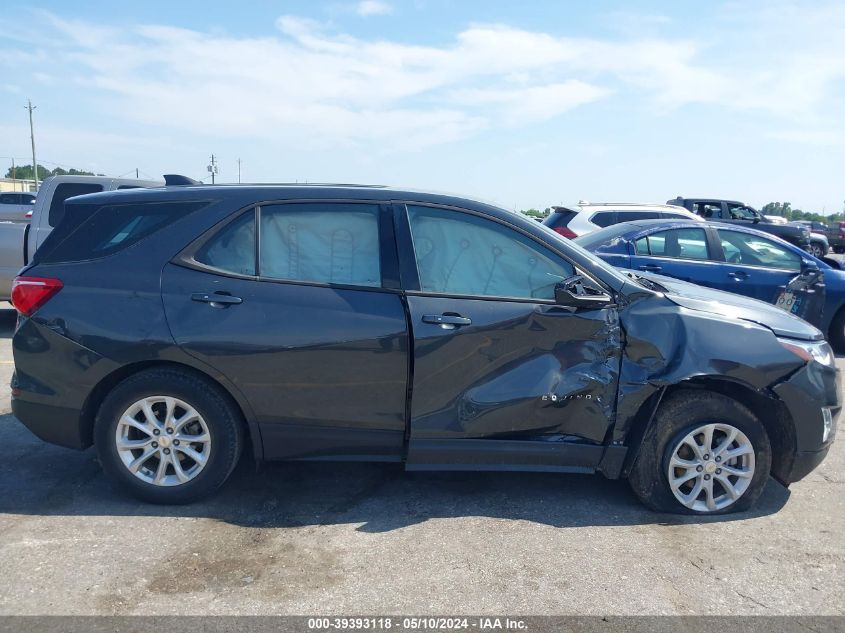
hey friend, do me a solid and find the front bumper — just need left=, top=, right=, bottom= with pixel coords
left=772, top=358, right=840, bottom=483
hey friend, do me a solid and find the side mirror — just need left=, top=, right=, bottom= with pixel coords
left=801, top=259, right=820, bottom=274
left=554, top=276, right=613, bottom=308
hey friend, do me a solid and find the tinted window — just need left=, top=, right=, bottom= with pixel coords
left=259, top=203, right=381, bottom=287
left=718, top=230, right=801, bottom=270
left=635, top=228, right=709, bottom=259
left=618, top=211, right=660, bottom=222
left=36, top=201, right=208, bottom=264
left=0, top=194, right=13, bottom=204
left=726, top=204, right=758, bottom=221
left=48, top=183, right=103, bottom=226
left=693, top=203, right=721, bottom=219
left=195, top=210, right=256, bottom=276
left=118, top=185, right=143, bottom=190
left=590, top=212, right=617, bottom=228
left=408, top=205, right=574, bottom=300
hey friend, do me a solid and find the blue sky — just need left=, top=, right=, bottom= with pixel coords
left=1, top=1, right=843, bottom=213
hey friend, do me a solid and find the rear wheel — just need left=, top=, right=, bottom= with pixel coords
left=94, top=368, right=243, bottom=504
left=629, top=391, right=772, bottom=515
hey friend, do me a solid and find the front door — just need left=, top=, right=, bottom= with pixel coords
left=161, top=201, right=409, bottom=461
left=713, top=228, right=802, bottom=302
left=396, top=204, right=621, bottom=469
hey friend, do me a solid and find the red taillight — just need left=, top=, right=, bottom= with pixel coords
left=11, top=276, right=63, bottom=316
left=553, top=226, right=578, bottom=238
left=25, top=210, right=32, bottom=219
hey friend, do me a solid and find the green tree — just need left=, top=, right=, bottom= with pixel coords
left=5, top=163, right=99, bottom=180
left=521, top=208, right=549, bottom=218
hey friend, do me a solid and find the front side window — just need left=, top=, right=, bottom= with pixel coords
left=726, top=204, right=758, bottom=221
left=407, top=205, right=574, bottom=300
left=718, top=230, right=801, bottom=270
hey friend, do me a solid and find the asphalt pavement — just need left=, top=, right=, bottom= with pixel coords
left=0, top=305, right=842, bottom=615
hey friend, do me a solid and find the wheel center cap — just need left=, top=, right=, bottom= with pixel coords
left=704, top=462, right=717, bottom=474
left=158, top=436, right=171, bottom=448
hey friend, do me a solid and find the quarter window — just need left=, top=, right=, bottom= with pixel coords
left=590, top=212, right=617, bottom=228
left=718, top=230, right=801, bottom=270
left=195, top=210, right=256, bottom=276
left=407, top=205, right=574, bottom=300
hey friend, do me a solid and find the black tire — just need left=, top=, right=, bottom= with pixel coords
left=808, top=242, right=826, bottom=258
left=628, top=391, right=772, bottom=515
left=94, top=367, right=244, bottom=504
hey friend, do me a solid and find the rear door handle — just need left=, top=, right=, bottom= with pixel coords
left=638, top=264, right=662, bottom=272
left=191, top=292, right=243, bottom=306
left=422, top=314, right=472, bottom=326
left=727, top=271, right=749, bottom=280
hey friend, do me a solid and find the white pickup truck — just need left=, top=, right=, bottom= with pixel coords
left=0, top=175, right=160, bottom=300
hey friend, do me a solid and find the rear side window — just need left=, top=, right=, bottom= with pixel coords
left=36, top=200, right=208, bottom=264
left=636, top=228, right=709, bottom=259
left=590, top=212, right=617, bottom=228
left=259, top=203, right=381, bottom=287
left=48, top=183, right=104, bottom=226
left=194, top=202, right=382, bottom=287
left=618, top=211, right=660, bottom=222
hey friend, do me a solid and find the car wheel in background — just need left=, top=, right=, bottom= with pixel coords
left=94, top=367, right=244, bottom=504
left=628, top=391, right=771, bottom=515
left=808, top=242, right=826, bottom=258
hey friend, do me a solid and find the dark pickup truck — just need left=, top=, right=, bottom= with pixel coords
left=668, top=197, right=812, bottom=252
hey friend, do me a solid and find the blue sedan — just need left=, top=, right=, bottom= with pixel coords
left=574, top=219, right=845, bottom=350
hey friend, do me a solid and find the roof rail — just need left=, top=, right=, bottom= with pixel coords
left=163, top=174, right=202, bottom=186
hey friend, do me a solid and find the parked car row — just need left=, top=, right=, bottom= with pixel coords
left=7, top=177, right=840, bottom=517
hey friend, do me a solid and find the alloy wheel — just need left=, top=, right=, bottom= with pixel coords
left=115, top=396, right=211, bottom=486
left=809, top=244, right=825, bottom=258
left=666, top=423, right=755, bottom=512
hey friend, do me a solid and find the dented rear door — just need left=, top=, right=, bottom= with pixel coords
left=398, top=203, right=622, bottom=454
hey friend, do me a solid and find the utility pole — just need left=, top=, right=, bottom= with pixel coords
left=207, top=154, right=218, bottom=184
left=136, top=168, right=139, bottom=179
left=237, top=158, right=241, bottom=183
left=11, top=158, right=16, bottom=191
left=25, top=99, right=38, bottom=189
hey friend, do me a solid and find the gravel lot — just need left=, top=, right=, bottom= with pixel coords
left=0, top=304, right=842, bottom=616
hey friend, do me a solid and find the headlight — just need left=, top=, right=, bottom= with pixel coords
left=778, top=338, right=835, bottom=366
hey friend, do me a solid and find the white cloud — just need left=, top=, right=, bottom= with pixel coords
left=1, top=4, right=843, bottom=154
left=356, top=1, right=392, bottom=17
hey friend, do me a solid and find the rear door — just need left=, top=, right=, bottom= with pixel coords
left=161, top=201, right=410, bottom=461
left=629, top=226, right=721, bottom=282
left=713, top=228, right=802, bottom=302
left=397, top=203, right=621, bottom=469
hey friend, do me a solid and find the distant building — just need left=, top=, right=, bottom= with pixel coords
left=0, top=178, right=37, bottom=193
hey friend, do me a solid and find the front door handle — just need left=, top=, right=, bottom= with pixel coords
left=422, top=314, right=472, bottom=327
left=727, top=271, right=749, bottom=281
left=191, top=292, right=243, bottom=307
left=638, top=264, right=662, bottom=272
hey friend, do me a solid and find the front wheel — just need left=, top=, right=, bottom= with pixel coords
left=808, top=242, right=826, bottom=258
left=628, top=391, right=772, bottom=515
left=94, top=368, right=244, bottom=504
